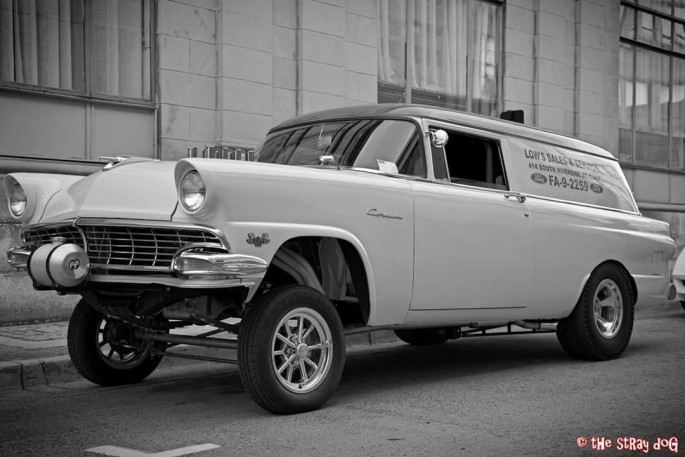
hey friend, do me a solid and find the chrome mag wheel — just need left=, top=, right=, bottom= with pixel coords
left=556, top=264, right=634, bottom=360
left=592, top=279, right=624, bottom=339
left=271, top=308, right=333, bottom=394
left=238, top=285, right=345, bottom=414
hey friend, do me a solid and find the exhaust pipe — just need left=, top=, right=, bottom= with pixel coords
left=514, top=321, right=557, bottom=331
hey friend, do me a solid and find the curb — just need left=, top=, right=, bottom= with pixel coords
left=0, top=330, right=400, bottom=390
left=0, top=356, right=79, bottom=390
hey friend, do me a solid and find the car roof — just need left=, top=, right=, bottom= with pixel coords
left=271, top=104, right=615, bottom=160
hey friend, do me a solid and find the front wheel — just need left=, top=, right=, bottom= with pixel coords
left=556, top=264, right=634, bottom=360
left=67, top=298, right=163, bottom=386
left=238, top=285, right=345, bottom=414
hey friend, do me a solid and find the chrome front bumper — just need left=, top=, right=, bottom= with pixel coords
left=7, top=245, right=32, bottom=269
left=172, top=249, right=268, bottom=277
left=7, top=244, right=268, bottom=289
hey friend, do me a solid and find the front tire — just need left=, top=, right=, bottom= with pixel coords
left=556, top=264, right=634, bottom=360
left=67, top=298, right=163, bottom=386
left=238, top=285, right=345, bottom=414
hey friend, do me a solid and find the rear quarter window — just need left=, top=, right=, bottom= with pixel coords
left=509, top=140, right=637, bottom=212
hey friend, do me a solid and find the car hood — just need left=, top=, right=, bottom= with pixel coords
left=40, top=160, right=178, bottom=223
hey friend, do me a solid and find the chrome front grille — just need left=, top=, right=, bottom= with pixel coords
left=23, top=225, right=84, bottom=248
left=83, top=226, right=222, bottom=269
left=23, top=222, right=224, bottom=274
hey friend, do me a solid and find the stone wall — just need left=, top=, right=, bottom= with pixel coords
left=159, top=0, right=378, bottom=160
left=158, top=0, right=219, bottom=160
left=503, top=0, right=620, bottom=152
left=0, top=0, right=379, bottom=324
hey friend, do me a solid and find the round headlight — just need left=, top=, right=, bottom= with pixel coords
left=180, top=171, right=206, bottom=212
left=9, top=182, right=27, bottom=217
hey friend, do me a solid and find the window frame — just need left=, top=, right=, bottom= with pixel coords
left=0, top=0, right=156, bottom=108
left=620, top=0, right=685, bottom=172
left=255, top=117, right=431, bottom=179
left=377, top=0, right=504, bottom=117
left=424, top=119, right=510, bottom=191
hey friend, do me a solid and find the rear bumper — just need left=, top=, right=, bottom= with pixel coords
left=674, top=249, right=685, bottom=302
left=673, top=277, right=685, bottom=302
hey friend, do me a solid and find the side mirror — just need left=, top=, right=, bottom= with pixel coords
left=429, top=129, right=449, bottom=147
left=319, top=155, right=336, bottom=166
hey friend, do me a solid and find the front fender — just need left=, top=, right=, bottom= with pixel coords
left=224, top=222, right=378, bottom=320
left=4, top=173, right=82, bottom=223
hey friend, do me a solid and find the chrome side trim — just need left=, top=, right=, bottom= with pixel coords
left=520, top=193, right=639, bottom=216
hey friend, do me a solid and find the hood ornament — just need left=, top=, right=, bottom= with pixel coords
left=99, top=156, right=153, bottom=171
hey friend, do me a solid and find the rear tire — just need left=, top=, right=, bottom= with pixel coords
left=394, top=328, right=449, bottom=346
left=67, top=298, right=163, bottom=386
left=238, top=285, right=345, bottom=414
left=556, top=264, right=634, bottom=360
left=681, top=301, right=685, bottom=311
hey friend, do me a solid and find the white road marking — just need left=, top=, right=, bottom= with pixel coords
left=85, top=444, right=220, bottom=457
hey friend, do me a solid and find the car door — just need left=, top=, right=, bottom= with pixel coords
left=409, top=122, right=535, bottom=319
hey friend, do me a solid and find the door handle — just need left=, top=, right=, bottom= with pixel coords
left=504, top=193, right=527, bottom=203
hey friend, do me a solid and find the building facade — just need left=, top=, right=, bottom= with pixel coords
left=0, top=0, right=683, bottom=323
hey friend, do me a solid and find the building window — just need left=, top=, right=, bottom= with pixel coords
left=377, top=0, right=502, bottom=116
left=619, top=0, right=685, bottom=170
left=0, top=0, right=152, bottom=103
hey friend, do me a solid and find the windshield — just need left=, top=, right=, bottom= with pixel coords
left=253, top=119, right=426, bottom=177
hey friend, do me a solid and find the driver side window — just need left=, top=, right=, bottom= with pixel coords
left=433, top=129, right=508, bottom=190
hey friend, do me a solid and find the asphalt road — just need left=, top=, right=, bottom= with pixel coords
left=1, top=303, right=683, bottom=457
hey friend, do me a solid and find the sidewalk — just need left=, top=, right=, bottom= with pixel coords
left=0, top=321, right=398, bottom=390
left=0, top=321, right=75, bottom=389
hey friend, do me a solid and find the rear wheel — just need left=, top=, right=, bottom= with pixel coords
left=67, top=298, right=163, bottom=386
left=681, top=301, right=685, bottom=311
left=394, top=328, right=449, bottom=346
left=556, top=264, right=634, bottom=360
left=238, top=285, right=345, bottom=414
